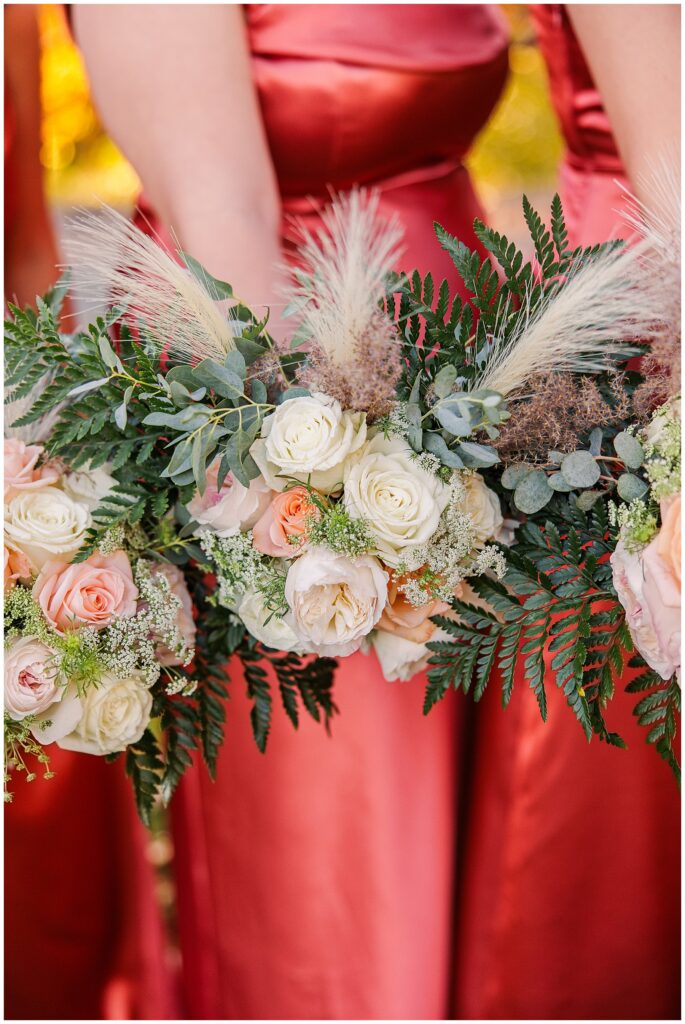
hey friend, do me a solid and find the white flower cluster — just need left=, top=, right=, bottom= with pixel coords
left=187, top=392, right=507, bottom=680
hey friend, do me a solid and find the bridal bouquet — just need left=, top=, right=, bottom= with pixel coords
left=4, top=186, right=680, bottom=818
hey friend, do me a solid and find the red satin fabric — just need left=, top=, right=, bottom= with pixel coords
left=453, top=8, right=681, bottom=1018
left=4, top=79, right=174, bottom=1022
left=165, top=5, right=509, bottom=1018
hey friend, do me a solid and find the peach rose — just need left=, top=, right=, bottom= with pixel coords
left=377, top=574, right=450, bottom=644
left=4, top=545, right=32, bottom=592
left=655, top=494, right=681, bottom=589
left=188, top=459, right=272, bottom=537
left=33, top=551, right=138, bottom=635
left=151, top=562, right=197, bottom=666
left=4, top=438, right=60, bottom=501
left=252, top=486, right=318, bottom=558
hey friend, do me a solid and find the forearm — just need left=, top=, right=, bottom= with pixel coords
left=73, top=4, right=283, bottom=310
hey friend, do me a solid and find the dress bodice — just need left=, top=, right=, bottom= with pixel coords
left=245, top=4, right=509, bottom=197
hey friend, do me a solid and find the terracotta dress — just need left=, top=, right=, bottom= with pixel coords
left=453, top=7, right=681, bottom=1019
left=164, top=5, right=509, bottom=1019
left=4, top=69, right=173, bottom=1024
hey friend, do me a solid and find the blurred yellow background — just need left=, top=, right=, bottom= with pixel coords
left=38, top=3, right=563, bottom=215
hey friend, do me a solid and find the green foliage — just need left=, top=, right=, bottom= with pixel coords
left=425, top=500, right=680, bottom=779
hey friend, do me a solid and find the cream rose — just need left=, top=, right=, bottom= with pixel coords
left=373, top=629, right=437, bottom=682
left=458, top=473, right=503, bottom=547
left=251, top=393, right=367, bottom=494
left=62, top=463, right=117, bottom=511
left=187, top=459, right=272, bottom=537
left=285, top=547, right=388, bottom=656
left=4, top=438, right=60, bottom=502
left=58, top=670, right=153, bottom=756
left=151, top=562, right=197, bottom=666
left=343, top=434, right=449, bottom=566
left=33, top=551, right=138, bottom=635
left=611, top=538, right=679, bottom=680
left=238, top=588, right=304, bottom=652
left=4, top=488, right=91, bottom=573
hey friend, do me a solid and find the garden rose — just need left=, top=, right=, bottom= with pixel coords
left=4, top=438, right=59, bottom=501
left=62, top=463, right=117, bottom=511
left=285, top=547, right=388, bottom=656
left=4, top=488, right=91, bottom=573
left=377, top=574, right=450, bottom=644
left=252, top=486, right=318, bottom=558
left=458, top=473, right=503, bottom=547
left=373, top=629, right=435, bottom=683
left=238, top=589, right=304, bottom=652
left=5, top=636, right=61, bottom=719
left=343, top=434, right=449, bottom=566
left=4, top=545, right=32, bottom=591
left=188, top=459, right=272, bottom=537
left=611, top=538, right=679, bottom=680
left=58, top=670, right=153, bottom=755
left=152, top=562, right=197, bottom=665
left=655, top=494, right=681, bottom=589
left=33, top=551, right=138, bottom=634
left=251, top=393, right=367, bottom=494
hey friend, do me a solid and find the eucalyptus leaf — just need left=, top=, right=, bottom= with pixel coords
left=548, top=472, right=574, bottom=492
left=279, top=388, right=310, bottom=403
left=617, top=472, right=649, bottom=501
left=405, top=404, right=423, bottom=452
left=458, top=441, right=500, bottom=468
left=68, top=377, right=110, bottom=397
left=409, top=371, right=423, bottom=405
left=575, top=490, right=603, bottom=511
left=514, top=470, right=554, bottom=514
left=113, top=402, right=127, bottom=431
left=434, top=404, right=472, bottom=437
left=501, top=463, right=531, bottom=490
left=98, top=336, right=122, bottom=371
left=193, top=359, right=244, bottom=400
left=588, top=427, right=603, bottom=456
left=560, top=450, right=601, bottom=488
left=251, top=379, right=267, bottom=405
left=234, top=336, right=268, bottom=364
left=422, top=431, right=464, bottom=468
left=614, top=431, right=644, bottom=469
left=432, top=364, right=457, bottom=400
left=224, top=350, right=246, bottom=381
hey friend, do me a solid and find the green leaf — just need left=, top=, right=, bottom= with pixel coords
left=613, top=431, right=644, bottom=469
left=179, top=250, right=234, bottom=300
left=560, top=450, right=601, bottom=488
left=513, top=470, right=553, bottom=514
left=617, top=473, right=649, bottom=501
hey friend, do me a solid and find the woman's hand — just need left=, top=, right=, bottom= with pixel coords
left=73, top=5, right=284, bottom=319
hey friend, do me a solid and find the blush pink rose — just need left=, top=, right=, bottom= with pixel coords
left=187, top=459, right=272, bottom=537
left=33, top=550, right=138, bottom=635
left=377, top=574, right=450, bottom=644
left=252, top=486, right=319, bottom=558
left=4, top=545, right=32, bottom=592
left=151, top=562, right=197, bottom=666
left=4, top=438, right=60, bottom=501
left=640, top=498, right=681, bottom=680
left=611, top=537, right=679, bottom=681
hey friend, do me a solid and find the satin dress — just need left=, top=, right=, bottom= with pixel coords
left=165, top=6, right=509, bottom=1019
left=453, top=8, right=681, bottom=1019
left=4, top=80, right=174, bottom=1023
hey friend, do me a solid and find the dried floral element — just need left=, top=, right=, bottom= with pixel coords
left=296, top=315, right=403, bottom=420
left=632, top=335, right=681, bottom=419
left=494, top=372, right=632, bottom=463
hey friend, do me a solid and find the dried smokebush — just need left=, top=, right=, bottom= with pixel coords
left=296, top=314, right=403, bottom=421
left=494, top=372, right=632, bottom=463
left=632, top=335, right=681, bottom=420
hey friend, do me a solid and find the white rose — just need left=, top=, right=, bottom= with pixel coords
left=4, top=487, right=91, bottom=573
left=187, top=459, right=272, bottom=537
left=373, top=625, right=450, bottom=682
left=238, top=588, right=305, bottom=652
left=251, top=393, right=367, bottom=494
left=285, top=547, right=388, bottom=656
left=5, top=636, right=83, bottom=743
left=57, top=670, right=153, bottom=756
left=62, top=462, right=117, bottom=511
left=458, top=473, right=503, bottom=547
left=343, top=434, right=449, bottom=567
